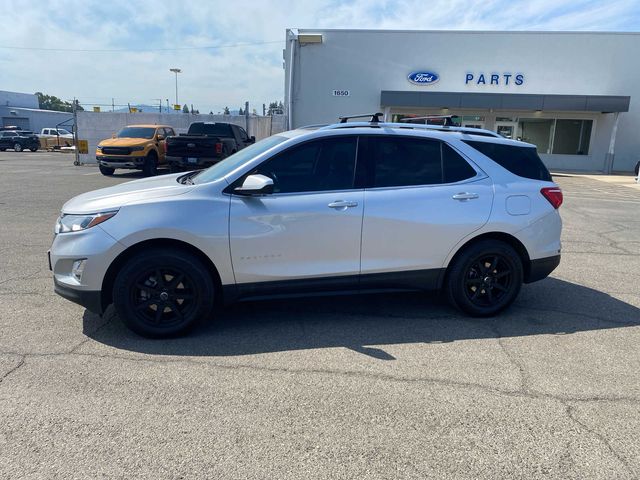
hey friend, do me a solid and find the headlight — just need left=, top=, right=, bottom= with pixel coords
left=130, top=146, right=145, bottom=152
left=54, top=211, right=118, bottom=234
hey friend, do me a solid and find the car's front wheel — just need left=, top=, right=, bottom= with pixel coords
left=13, top=143, right=23, bottom=152
left=142, top=152, right=158, bottom=176
left=99, top=165, right=115, bottom=176
left=112, top=249, right=215, bottom=337
left=445, top=239, right=523, bottom=317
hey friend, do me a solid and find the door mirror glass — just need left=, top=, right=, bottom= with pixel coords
left=157, top=134, right=165, bottom=141
left=234, top=174, right=274, bottom=195
left=249, top=136, right=256, bottom=143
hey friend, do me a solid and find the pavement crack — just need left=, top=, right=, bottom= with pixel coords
left=564, top=403, right=638, bottom=479
left=0, top=354, right=26, bottom=385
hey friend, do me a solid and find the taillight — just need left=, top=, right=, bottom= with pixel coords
left=541, top=187, right=563, bottom=209
left=215, top=142, right=222, bottom=154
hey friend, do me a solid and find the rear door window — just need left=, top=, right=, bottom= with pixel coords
left=463, top=140, right=552, bottom=181
left=367, top=136, right=442, bottom=188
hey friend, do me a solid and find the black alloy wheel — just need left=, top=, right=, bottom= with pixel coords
left=113, top=249, right=215, bottom=337
left=130, top=267, right=197, bottom=328
left=99, top=165, right=115, bottom=176
left=463, top=254, right=513, bottom=308
left=143, top=153, right=158, bottom=176
left=446, top=240, right=523, bottom=317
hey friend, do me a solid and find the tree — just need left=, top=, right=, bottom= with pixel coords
left=223, top=106, right=230, bottom=115
left=238, top=107, right=244, bottom=115
left=35, top=92, right=84, bottom=112
left=182, top=104, right=189, bottom=113
left=267, top=100, right=284, bottom=116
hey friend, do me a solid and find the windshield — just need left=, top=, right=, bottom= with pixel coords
left=188, top=123, right=232, bottom=136
left=116, top=127, right=156, bottom=139
left=192, top=135, right=288, bottom=184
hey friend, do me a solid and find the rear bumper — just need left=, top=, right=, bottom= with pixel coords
left=166, top=155, right=221, bottom=168
left=525, top=255, right=561, bottom=283
left=54, top=278, right=103, bottom=314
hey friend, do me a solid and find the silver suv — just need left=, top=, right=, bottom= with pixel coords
left=50, top=119, right=562, bottom=337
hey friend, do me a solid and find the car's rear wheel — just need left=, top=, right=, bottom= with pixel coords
left=99, top=165, right=115, bottom=176
left=142, top=152, right=158, bottom=176
left=13, top=143, right=23, bottom=152
left=445, top=239, right=523, bottom=317
left=112, top=249, right=215, bottom=338
left=29, top=147, right=38, bottom=152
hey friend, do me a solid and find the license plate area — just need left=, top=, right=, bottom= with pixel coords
left=187, top=157, right=198, bottom=164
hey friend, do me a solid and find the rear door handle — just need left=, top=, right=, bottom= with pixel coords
left=328, top=200, right=358, bottom=209
left=452, top=192, right=479, bottom=201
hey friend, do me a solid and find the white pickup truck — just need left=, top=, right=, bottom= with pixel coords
left=39, top=128, right=74, bottom=147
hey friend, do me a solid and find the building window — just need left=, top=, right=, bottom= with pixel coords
left=552, top=119, right=592, bottom=155
left=517, top=118, right=555, bottom=154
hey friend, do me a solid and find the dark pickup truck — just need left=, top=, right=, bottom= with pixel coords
left=166, top=122, right=255, bottom=171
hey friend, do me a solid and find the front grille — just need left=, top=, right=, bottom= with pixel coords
left=102, top=147, right=131, bottom=155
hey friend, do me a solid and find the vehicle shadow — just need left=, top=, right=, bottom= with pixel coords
left=83, top=277, right=640, bottom=359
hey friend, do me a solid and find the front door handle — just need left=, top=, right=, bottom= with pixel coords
left=452, top=192, right=479, bottom=201
left=328, top=200, right=358, bottom=209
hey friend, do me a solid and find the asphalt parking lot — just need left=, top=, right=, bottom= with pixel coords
left=1, top=151, right=639, bottom=479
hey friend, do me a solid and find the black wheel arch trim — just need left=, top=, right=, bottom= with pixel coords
left=101, top=238, right=223, bottom=313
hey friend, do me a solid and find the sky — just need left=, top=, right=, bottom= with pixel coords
left=1, top=0, right=639, bottom=114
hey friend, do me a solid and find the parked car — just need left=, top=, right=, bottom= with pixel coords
left=0, top=130, right=39, bottom=152
left=165, top=122, right=254, bottom=171
left=96, top=125, right=175, bottom=176
left=50, top=118, right=562, bottom=338
left=39, top=128, right=74, bottom=148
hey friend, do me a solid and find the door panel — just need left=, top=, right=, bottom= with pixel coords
left=229, top=191, right=364, bottom=283
left=361, top=177, right=494, bottom=274
left=229, top=135, right=363, bottom=285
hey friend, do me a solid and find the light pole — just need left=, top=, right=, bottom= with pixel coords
left=169, top=68, right=182, bottom=108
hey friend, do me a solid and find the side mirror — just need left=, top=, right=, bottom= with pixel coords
left=157, top=134, right=165, bottom=141
left=249, top=136, right=255, bottom=143
left=234, top=174, right=274, bottom=195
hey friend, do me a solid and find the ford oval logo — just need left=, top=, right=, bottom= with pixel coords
left=408, top=71, right=439, bottom=85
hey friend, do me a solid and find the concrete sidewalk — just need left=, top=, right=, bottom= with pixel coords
left=552, top=172, right=640, bottom=191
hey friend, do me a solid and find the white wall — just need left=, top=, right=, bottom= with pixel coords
left=76, top=112, right=287, bottom=164
left=286, top=30, right=640, bottom=172
left=0, top=90, right=39, bottom=109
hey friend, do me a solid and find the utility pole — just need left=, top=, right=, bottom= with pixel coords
left=72, top=97, right=79, bottom=166
left=263, top=103, right=266, bottom=116
left=111, top=98, right=115, bottom=112
left=169, top=68, right=181, bottom=107
left=245, top=101, right=250, bottom=136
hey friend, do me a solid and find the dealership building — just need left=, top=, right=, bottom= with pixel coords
left=284, top=29, right=639, bottom=173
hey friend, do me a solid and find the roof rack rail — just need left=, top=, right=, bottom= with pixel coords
left=400, top=115, right=459, bottom=127
left=319, top=121, right=501, bottom=137
left=338, top=112, right=384, bottom=123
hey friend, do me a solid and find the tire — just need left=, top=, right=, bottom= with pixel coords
left=99, top=165, right=115, bottom=176
left=30, top=147, right=38, bottom=152
left=142, top=152, right=158, bottom=176
left=635, top=161, right=640, bottom=177
left=0, top=148, right=6, bottom=152
left=112, top=249, right=215, bottom=338
left=445, top=239, right=523, bottom=317
left=13, top=143, right=23, bottom=152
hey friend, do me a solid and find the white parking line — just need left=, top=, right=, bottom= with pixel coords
left=83, top=172, right=100, bottom=175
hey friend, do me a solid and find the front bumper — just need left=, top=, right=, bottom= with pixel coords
left=49, top=224, right=125, bottom=311
left=54, top=277, right=103, bottom=314
left=97, top=155, right=146, bottom=168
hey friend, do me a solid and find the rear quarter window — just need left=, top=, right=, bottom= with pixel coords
left=463, top=140, right=552, bottom=181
